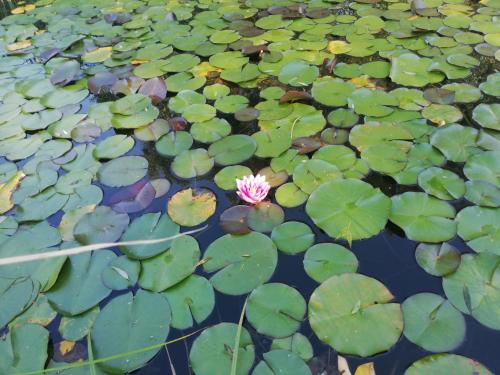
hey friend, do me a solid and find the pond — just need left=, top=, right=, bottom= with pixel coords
left=0, top=0, right=499, bottom=374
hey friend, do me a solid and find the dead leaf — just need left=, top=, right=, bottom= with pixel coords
left=338, top=355, right=352, bottom=375
left=7, top=40, right=32, bottom=51
left=355, top=362, right=376, bottom=375
left=0, top=171, right=25, bottom=214
left=59, top=340, right=76, bottom=355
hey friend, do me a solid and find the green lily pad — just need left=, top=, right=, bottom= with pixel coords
left=156, top=131, right=193, bottom=157
left=167, top=188, right=216, bottom=227
left=97, top=156, right=148, bottom=187
left=171, top=149, right=214, bottom=179
left=275, top=182, right=309, bottom=208
left=402, top=292, right=466, bottom=352
left=456, top=206, right=500, bottom=255
left=120, top=212, right=179, bottom=259
left=270, top=334, right=313, bottom=362
left=417, top=167, right=465, bottom=200
left=278, top=60, right=319, bottom=87
left=405, top=354, right=493, bottom=375
left=443, top=252, right=500, bottom=330
left=306, top=179, right=391, bottom=243
left=162, top=275, right=215, bottom=330
left=191, top=118, right=231, bottom=143
left=465, top=179, right=500, bottom=208
left=94, top=135, right=134, bottom=160
left=293, top=159, right=342, bottom=194
left=73, top=206, right=129, bottom=245
left=0, top=324, right=49, bottom=374
left=102, top=256, right=140, bottom=290
left=472, top=103, right=500, bottom=130
left=464, top=151, right=500, bottom=186
left=189, top=323, right=255, bottom=375
left=47, top=250, right=115, bottom=315
left=390, top=53, right=444, bottom=87
left=309, top=273, right=403, bottom=356
left=203, top=232, right=278, bottom=295
left=430, top=124, right=479, bottom=162
left=271, top=222, right=314, bottom=254
left=415, top=242, right=461, bottom=276
left=246, top=283, right=306, bottom=338
left=59, top=306, right=100, bottom=341
left=91, top=290, right=171, bottom=373
left=214, top=165, right=252, bottom=190
left=0, top=277, right=39, bottom=328
left=390, top=192, right=456, bottom=243
left=311, top=77, right=355, bottom=107
left=246, top=203, right=284, bottom=233
left=253, top=350, right=311, bottom=375
left=183, top=104, right=216, bottom=123
left=139, top=235, right=200, bottom=292
left=208, top=135, right=257, bottom=165
left=303, top=243, right=359, bottom=283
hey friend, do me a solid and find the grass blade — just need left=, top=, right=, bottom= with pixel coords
left=0, top=226, right=207, bottom=266
left=230, top=297, right=248, bottom=375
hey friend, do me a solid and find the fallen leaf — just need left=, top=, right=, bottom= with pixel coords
left=0, top=171, right=25, bottom=214
left=355, top=362, right=376, bottom=375
left=338, top=355, right=352, bottom=375
left=7, top=40, right=32, bottom=51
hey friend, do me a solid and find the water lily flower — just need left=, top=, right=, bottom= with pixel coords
left=236, top=174, right=270, bottom=204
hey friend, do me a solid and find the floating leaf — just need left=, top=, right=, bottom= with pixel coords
left=92, top=290, right=171, bottom=373
left=390, top=192, right=456, bottom=243
left=309, top=273, right=403, bottom=356
left=203, top=232, right=278, bottom=295
left=415, top=242, right=460, bottom=276
left=306, top=179, right=391, bottom=243
left=189, top=323, right=255, bottom=375
left=163, top=275, right=215, bottom=329
left=271, top=222, right=314, bottom=254
left=402, top=292, right=466, bottom=352
left=405, top=354, right=493, bottom=375
left=304, top=243, right=359, bottom=283
left=167, top=188, right=216, bottom=227
left=47, top=251, right=115, bottom=315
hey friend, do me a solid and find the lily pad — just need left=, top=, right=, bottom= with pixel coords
left=415, top=242, right=461, bottom=276
left=73, top=206, right=129, bottom=245
left=456, top=206, right=500, bottom=255
left=246, top=283, right=306, bottom=338
left=306, top=179, right=391, bottom=243
left=417, top=167, right=465, bottom=200
left=271, top=222, right=314, bottom=254
left=247, top=202, right=285, bottom=233
left=171, top=149, right=214, bottom=179
left=253, top=350, right=312, bottom=375
left=402, top=292, right=466, bottom=352
left=120, top=212, right=179, bottom=259
left=208, top=135, right=257, bottom=166
left=162, top=275, right=215, bottom=330
left=139, top=235, right=200, bottom=292
left=167, top=188, right=216, bottom=227
left=91, top=290, right=171, bottom=373
left=97, top=156, right=148, bottom=187
left=443, top=252, right=500, bottom=330
left=390, top=192, right=456, bottom=243
left=190, top=323, right=255, bottom=375
left=47, top=251, right=115, bottom=315
left=405, top=354, right=493, bottom=375
left=309, top=273, right=403, bottom=356
left=303, top=243, right=359, bottom=283
left=203, top=232, right=278, bottom=295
